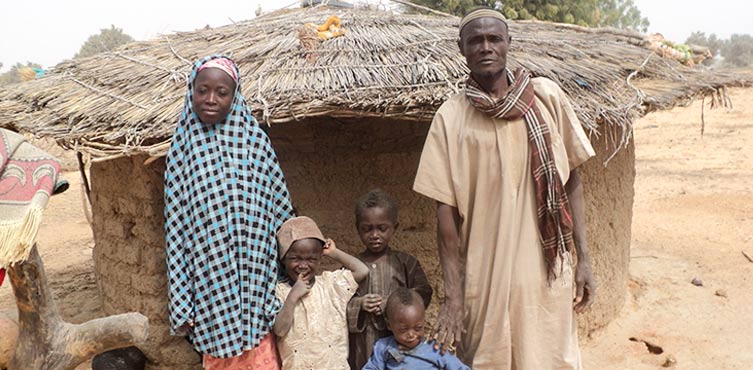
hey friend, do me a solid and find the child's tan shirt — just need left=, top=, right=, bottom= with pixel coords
left=275, top=269, right=357, bottom=370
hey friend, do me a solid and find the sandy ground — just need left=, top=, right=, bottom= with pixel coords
left=581, top=87, right=753, bottom=369
left=1, top=88, right=752, bottom=369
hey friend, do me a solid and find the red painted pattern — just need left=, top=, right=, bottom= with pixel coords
left=0, top=158, right=60, bottom=202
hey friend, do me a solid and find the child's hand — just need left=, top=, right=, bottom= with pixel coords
left=289, top=273, right=312, bottom=301
left=178, top=320, right=194, bottom=335
left=360, top=294, right=383, bottom=315
left=322, top=238, right=338, bottom=256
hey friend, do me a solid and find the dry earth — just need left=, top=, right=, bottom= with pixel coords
left=1, top=88, right=751, bottom=369
left=581, top=87, right=753, bottom=369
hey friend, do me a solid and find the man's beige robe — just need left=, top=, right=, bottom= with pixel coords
left=414, top=77, right=595, bottom=370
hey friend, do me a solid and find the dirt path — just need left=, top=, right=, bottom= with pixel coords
left=1, top=89, right=751, bottom=369
left=581, top=87, right=753, bottom=369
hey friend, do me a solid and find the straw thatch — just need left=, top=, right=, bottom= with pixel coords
left=0, top=6, right=751, bottom=160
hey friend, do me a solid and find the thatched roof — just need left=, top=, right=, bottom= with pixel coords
left=0, top=6, right=751, bottom=160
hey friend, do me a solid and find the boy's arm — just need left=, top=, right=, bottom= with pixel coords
left=347, top=295, right=367, bottom=333
left=273, top=276, right=310, bottom=337
left=273, top=298, right=296, bottom=337
left=361, top=340, right=387, bottom=370
left=323, top=239, right=369, bottom=282
left=442, top=351, right=471, bottom=370
left=406, top=255, right=434, bottom=309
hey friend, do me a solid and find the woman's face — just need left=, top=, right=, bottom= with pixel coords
left=192, top=68, right=236, bottom=124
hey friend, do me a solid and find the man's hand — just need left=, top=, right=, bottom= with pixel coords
left=359, top=294, right=383, bottom=315
left=573, top=258, right=596, bottom=313
left=433, top=202, right=464, bottom=354
left=430, top=299, right=464, bottom=354
left=289, top=273, right=312, bottom=301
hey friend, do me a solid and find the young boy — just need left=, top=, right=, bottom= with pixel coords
left=362, top=287, right=470, bottom=370
left=347, top=189, right=433, bottom=370
left=274, top=216, right=369, bottom=370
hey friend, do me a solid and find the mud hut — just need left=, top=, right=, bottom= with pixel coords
left=1, top=6, right=750, bottom=369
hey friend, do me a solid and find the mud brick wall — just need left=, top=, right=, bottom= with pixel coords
left=578, top=129, right=635, bottom=336
left=91, top=156, right=201, bottom=370
left=268, top=118, right=635, bottom=335
left=88, top=118, right=633, bottom=368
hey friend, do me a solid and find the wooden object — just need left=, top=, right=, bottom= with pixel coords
left=7, top=244, right=149, bottom=370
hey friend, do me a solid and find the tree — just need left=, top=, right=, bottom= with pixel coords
left=406, top=0, right=496, bottom=17
left=721, top=34, right=753, bottom=67
left=75, top=25, right=134, bottom=59
left=596, top=0, right=649, bottom=31
left=406, top=0, right=649, bottom=32
left=0, top=62, right=43, bottom=86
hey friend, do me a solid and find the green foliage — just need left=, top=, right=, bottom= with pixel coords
left=75, top=25, right=134, bottom=59
left=409, top=0, right=497, bottom=17
left=685, top=32, right=753, bottom=67
left=596, top=0, right=648, bottom=31
left=406, top=0, right=649, bottom=32
left=685, top=31, right=724, bottom=56
left=0, top=61, right=43, bottom=86
left=721, top=34, right=753, bottom=67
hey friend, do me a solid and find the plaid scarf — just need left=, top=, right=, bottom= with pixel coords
left=164, top=55, right=294, bottom=358
left=465, top=68, right=575, bottom=280
left=0, top=128, right=60, bottom=269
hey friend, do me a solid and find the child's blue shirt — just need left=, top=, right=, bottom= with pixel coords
left=362, top=336, right=470, bottom=370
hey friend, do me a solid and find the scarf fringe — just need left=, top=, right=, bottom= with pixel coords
left=0, top=206, right=43, bottom=268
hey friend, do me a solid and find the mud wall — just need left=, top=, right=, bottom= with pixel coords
left=578, top=130, right=635, bottom=335
left=90, top=156, right=201, bottom=370
left=267, top=118, right=442, bottom=313
left=269, top=117, right=635, bottom=334
left=88, top=117, right=633, bottom=369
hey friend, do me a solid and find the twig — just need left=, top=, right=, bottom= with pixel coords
left=164, top=36, right=193, bottom=66
left=389, top=0, right=456, bottom=17
left=112, top=52, right=175, bottom=74
left=67, top=76, right=148, bottom=110
left=700, top=94, right=705, bottom=136
left=76, top=151, right=92, bottom=207
left=409, top=20, right=442, bottom=42
left=742, top=251, right=753, bottom=263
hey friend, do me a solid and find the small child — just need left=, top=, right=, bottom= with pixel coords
left=362, top=288, right=470, bottom=370
left=274, top=216, right=369, bottom=370
left=347, top=189, right=433, bottom=370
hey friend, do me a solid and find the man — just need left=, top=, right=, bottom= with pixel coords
left=413, top=8, right=596, bottom=370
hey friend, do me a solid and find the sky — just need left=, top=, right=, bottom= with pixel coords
left=1, top=0, right=751, bottom=72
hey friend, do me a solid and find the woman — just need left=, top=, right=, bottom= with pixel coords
left=164, top=55, right=294, bottom=369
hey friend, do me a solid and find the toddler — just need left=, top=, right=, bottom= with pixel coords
left=362, top=287, right=469, bottom=370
